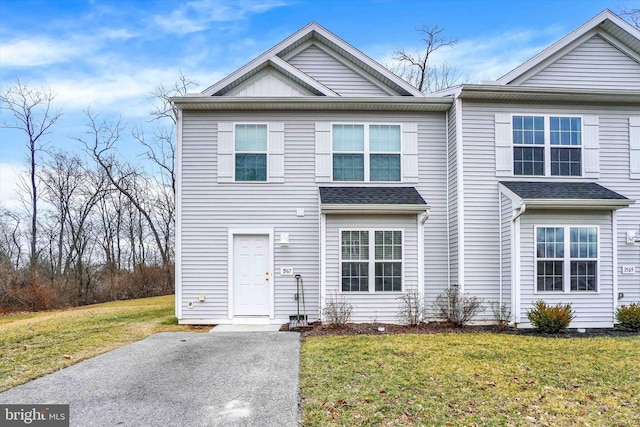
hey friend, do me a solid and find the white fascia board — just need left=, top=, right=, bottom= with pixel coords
left=320, top=204, right=430, bottom=215
left=200, top=21, right=424, bottom=98
left=497, top=10, right=640, bottom=85
left=174, top=108, right=183, bottom=319
left=498, top=183, right=524, bottom=206
left=457, top=84, right=640, bottom=104
left=171, top=96, right=453, bottom=111
left=268, top=56, right=339, bottom=96
left=523, top=198, right=634, bottom=210
left=201, top=22, right=319, bottom=96
left=428, top=85, right=462, bottom=98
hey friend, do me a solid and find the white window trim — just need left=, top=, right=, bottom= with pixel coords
left=511, top=114, right=584, bottom=177
left=534, top=225, right=600, bottom=294
left=331, top=123, right=403, bottom=183
left=233, top=122, right=269, bottom=182
left=338, top=228, right=405, bottom=294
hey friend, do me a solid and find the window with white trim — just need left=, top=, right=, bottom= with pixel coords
left=341, top=230, right=403, bottom=292
left=333, top=124, right=401, bottom=182
left=513, top=116, right=582, bottom=177
left=535, top=226, right=598, bottom=292
left=235, top=124, right=267, bottom=181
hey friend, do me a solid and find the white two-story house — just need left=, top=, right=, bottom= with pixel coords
left=173, top=10, right=639, bottom=328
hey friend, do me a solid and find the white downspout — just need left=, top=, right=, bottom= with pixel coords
left=445, top=110, right=451, bottom=289
left=498, top=190, right=503, bottom=307
left=612, top=210, right=618, bottom=324
left=511, top=199, right=525, bottom=324
left=513, top=201, right=527, bottom=221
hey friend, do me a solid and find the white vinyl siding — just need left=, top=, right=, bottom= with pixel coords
left=288, top=44, right=389, bottom=96
left=181, top=110, right=449, bottom=324
left=447, top=103, right=459, bottom=285
left=520, top=35, right=640, bottom=90
left=464, top=102, right=640, bottom=324
left=226, top=68, right=312, bottom=97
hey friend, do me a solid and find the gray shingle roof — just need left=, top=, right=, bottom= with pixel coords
left=500, top=181, right=629, bottom=200
left=319, top=187, right=427, bottom=205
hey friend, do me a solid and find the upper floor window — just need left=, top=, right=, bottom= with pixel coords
left=513, top=116, right=582, bottom=177
left=341, top=229, right=403, bottom=292
left=536, top=226, right=597, bottom=293
left=333, top=124, right=401, bottom=182
left=235, top=124, right=267, bottom=181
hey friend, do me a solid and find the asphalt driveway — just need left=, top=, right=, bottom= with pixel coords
left=0, top=332, right=300, bottom=426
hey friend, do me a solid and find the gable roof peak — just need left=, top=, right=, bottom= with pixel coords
left=496, top=9, right=640, bottom=85
left=201, top=21, right=424, bottom=97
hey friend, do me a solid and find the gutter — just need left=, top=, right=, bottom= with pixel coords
left=171, top=96, right=453, bottom=112
left=320, top=204, right=431, bottom=215
left=456, top=84, right=640, bottom=104
left=512, top=201, right=527, bottom=221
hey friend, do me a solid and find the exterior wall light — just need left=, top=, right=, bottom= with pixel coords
left=278, top=233, right=290, bottom=247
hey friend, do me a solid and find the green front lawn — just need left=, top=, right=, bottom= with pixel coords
left=300, top=333, right=640, bottom=426
left=0, top=295, right=205, bottom=392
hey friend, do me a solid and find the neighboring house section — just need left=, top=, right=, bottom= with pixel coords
left=441, top=9, right=640, bottom=327
left=173, top=11, right=640, bottom=328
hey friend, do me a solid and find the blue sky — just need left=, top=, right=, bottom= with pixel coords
left=0, top=0, right=635, bottom=206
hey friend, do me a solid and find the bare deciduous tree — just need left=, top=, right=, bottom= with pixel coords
left=1, top=80, right=62, bottom=271
left=77, top=110, right=171, bottom=270
left=620, top=8, right=639, bottom=29
left=391, top=25, right=467, bottom=93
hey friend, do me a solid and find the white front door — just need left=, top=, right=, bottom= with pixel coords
left=233, top=234, right=270, bottom=316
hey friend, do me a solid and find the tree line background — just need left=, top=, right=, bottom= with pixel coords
left=0, top=75, right=195, bottom=311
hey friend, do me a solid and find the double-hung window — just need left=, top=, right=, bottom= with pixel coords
left=513, top=116, right=582, bottom=177
left=235, top=124, right=267, bottom=181
left=333, top=124, right=401, bottom=182
left=536, top=226, right=598, bottom=293
left=341, top=230, right=403, bottom=292
left=550, top=117, right=581, bottom=176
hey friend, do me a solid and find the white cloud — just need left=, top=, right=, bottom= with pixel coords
left=0, top=27, right=137, bottom=68
left=0, top=162, right=25, bottom=211
left=0, top=37, right=92, bottom=67
left=41, top=67, right=224, bottom=118
left=153, top=0, right=289, bottom=35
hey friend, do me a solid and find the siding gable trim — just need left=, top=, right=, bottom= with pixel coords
left=202, top=22, right=424, bottom=97
left=497, top=10, right=640, bottom=85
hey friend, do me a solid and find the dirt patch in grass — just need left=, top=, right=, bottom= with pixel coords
left=287, top=321, right=640, bottom=339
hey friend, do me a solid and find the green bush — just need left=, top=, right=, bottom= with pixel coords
left=526, top=300, right=575, bottom=333
left=615, top=303, right=640, bottom=331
